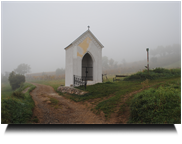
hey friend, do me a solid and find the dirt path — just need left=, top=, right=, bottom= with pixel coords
left=29, top=82, right=163, bottom=124
left=30, top=83, right=106, bottom=124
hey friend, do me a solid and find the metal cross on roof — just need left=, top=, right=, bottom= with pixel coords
left=88, top=26, right=90, bottom=30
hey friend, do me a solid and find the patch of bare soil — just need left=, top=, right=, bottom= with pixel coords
left=29, top=83, right=106, bottom=124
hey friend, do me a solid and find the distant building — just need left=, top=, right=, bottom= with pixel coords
left=64, top=27, right=104, bottom=87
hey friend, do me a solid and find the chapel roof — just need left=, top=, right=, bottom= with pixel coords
left=64, top=28, right=104, bottom=49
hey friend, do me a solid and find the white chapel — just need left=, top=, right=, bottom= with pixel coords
left=64, top=27, right=104, bottom=87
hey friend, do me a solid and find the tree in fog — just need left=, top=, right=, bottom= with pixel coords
left=102, top=56, right=109, bottom=70
left=14, top=64, right=31, bottom=75
left=109, top=58, right=114, bottom=68
left=122, top=59, right=127, bottom=67
left=55, top=68, right=64, bottom=76
left=42, top=72, right=46, bottom=76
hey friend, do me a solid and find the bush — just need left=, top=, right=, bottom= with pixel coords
left=152, top=67, right=171, bottom=74
left=8, top=71, right=25, bottom=90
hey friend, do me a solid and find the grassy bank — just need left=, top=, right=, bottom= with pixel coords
left=1, top=83, right=13, bottom=99
left=1, top=83, right=36, bottom=124
left=124, top=68, right=180, bottom=81
left=72, top=77, right=181, bottom=119
left=128, top=78, right=181, bottom=124
left=28, top=68, right=181, bottom=123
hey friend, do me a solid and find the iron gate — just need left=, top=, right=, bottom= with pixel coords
left=82, top=67, right=93, bottom=81
left=73, top=67, right=93, bottom=89
left=73, top=75, right=87, bottom=89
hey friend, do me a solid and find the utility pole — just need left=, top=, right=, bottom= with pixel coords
left=146, top=48, right=149, bottom=72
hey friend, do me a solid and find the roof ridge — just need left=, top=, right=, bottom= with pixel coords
left=64, top=29, right=104, bottom=49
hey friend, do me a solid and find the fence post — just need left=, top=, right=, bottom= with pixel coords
left=146, top=48, right=149, bottom=74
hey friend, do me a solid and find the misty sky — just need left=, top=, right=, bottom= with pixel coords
left=1, top=1, right=181, bottom=73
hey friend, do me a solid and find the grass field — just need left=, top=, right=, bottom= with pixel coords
left=2, top=68, right=180, bottom=124
left=128, top=78, right=181, bottom=124
left=73, top=76, right=181, bottom=119
left=1, top=82, right=36, bottom=124
left=1, top=83, right=13, bottom=99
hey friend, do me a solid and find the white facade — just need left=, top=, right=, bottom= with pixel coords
left=65, top=29, right=104, bottom=87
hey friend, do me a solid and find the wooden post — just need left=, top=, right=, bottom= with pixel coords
left=146, top=48, right=149, bottom=73
left=73, top=75, right=75, bottom=87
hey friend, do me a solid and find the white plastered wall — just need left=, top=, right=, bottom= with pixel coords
left=65, top=31, right=102, bottom=86
left=65, top=45, right=73, bottom=86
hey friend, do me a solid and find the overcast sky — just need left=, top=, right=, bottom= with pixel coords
left=1, top=1, right=181, bottom=73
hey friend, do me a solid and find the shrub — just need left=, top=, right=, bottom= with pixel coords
left=152, top=67, right=171, bottom=74
left=8, top=71, right=25, bottom=90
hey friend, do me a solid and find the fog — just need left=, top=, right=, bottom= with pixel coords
left=1, top=1, right=181, bottom=74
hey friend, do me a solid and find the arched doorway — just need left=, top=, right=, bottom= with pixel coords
left=82, top=53, right=93, bottom=81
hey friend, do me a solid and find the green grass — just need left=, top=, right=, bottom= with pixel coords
left=25, top=68, right=181, bottom=123
left=74, top=76, right=181, bottom=119
left=127, top=79, right=181, bottom=124
left=103, top=75, right=127, bottom=82
left=1, top=83, right=13, bottom=99
left=94, top=82, right=142, bottom=118
left=48, top=97, right=62, bottom=109
left=1, top=83, right=36, bottom=124
left=124, top=68, right=180, bottom=81
left=72, top=80, right=147, bottom=118
left=27, top=79, right=65, bottom=91
left=71, top=81, right=142, bottom=102
left=49, top=97, right=59, bottom=105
